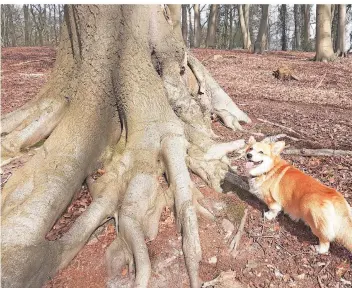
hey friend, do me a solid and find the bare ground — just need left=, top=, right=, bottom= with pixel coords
left=1, top=47, right=351, bottom=288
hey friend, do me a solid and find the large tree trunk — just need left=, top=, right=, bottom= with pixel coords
left=254, top=5, right=269, bottom=54
left=182, top=4, right=188, bottom=45
left=336, top=4, right=347, bottom=57
left=193, top=4, right=201, bottom=48
left=301, top=4, right=311, bottom=51
left=280, top=4, right=287, bottom=51
left=315, top=4, right=335, bottom=61
left=238, top=4, right=251, bottom=51
left=1, top=5, right=250, bottom=288
left=206, top=4, right=218, bottom=48
left=293, top=4, right=300, bottom=50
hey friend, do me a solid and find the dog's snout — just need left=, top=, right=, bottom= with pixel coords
left=247, top=153, right=252, bottom=159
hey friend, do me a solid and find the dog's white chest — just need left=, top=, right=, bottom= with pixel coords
left=248, top=178, right=265, bottom=201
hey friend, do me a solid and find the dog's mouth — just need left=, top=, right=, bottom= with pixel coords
left=245, top=160, right=263, bottom=170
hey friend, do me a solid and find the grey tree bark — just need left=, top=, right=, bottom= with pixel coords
left=301, top=4, right=311, bottom=51
left=193, top=4, right=201, bottom=48
left=293, top=4, right=300, bottom=50
left=206, top=4, right=218, bottom=48
left=182, top=4, right=188, bottom=45
left=23, top=5, right=30, bottom=46
left=254, top=5, right=269, bottom=54
left=188, top=5, right=194, bottom=48
left=1, top=5, right=250, bottom=288
left=315, top=4, right=335, bottom=61
left=336, top=4, right=347, bottom=57
left=229, top=5, right=233, bottom=49
left=280, top=4, right=287, bottom=51
left=238, top=4, right=251, bottom=50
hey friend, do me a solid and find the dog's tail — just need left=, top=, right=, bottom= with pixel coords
left=337, top=210, right=352, bottom=252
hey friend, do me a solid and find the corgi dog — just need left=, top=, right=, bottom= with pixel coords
left=245, top=136, right=352, bottom=254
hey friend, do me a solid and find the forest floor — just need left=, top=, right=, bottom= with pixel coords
left=1, top=47, right=352, bottom=288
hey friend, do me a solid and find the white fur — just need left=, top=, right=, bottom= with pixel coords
left=264, top=203, right=282, bottom=220
left=315, top=242, right=330, bottom=254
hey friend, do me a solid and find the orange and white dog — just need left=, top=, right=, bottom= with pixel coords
left=245, top=136, right=352, bottom=254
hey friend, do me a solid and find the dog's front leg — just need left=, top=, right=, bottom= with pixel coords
left=264, top=203, right=282, bottom=220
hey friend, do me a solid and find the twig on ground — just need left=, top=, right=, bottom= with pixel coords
left=257, top=118, right=302, bottom=138
left=318, top=261, right=331, bottom=275
left=317, top=275, right=325, bottom=288
left=283, top=148, right=352, bottom=157
left=229, top=208, right=248, bottom=258
left=1, top=172, right=12, bottom=186
left=315, top=72, right=327, bottom=89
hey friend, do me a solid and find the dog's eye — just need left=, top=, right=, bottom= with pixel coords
left=248, top=147, right=253, bottom=151
left=259, top=151, right=264, bottom=154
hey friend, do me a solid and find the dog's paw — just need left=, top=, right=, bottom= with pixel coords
left=264, top=211, right=276, bottom=221
left=314, top=244, right=330, bottom=254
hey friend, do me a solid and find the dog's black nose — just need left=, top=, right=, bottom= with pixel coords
left=247, top=153, right=252, bottom=159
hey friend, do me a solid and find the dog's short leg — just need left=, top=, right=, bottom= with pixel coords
left=264, top=203, right=282, bottom=220
left=315, top=240, right=330, bottom=254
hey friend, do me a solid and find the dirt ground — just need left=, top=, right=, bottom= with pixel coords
left=1, top=47, right=352, bottom=288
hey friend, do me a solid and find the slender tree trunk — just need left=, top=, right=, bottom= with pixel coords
left=193, top=4, right=201, bottom=48
left=206, top=4, right=218, bottom=48
left=301, top=4, right=311, bottom=51
left=315, top=4, right=335, bottom=61
left=229, top=5, right=233, bottom=49
left=336, top=4, right=347, bottom=57
left=254, top=5, right=269, bottom=54
left=223, top=5, right=228, bottom=49
left=1, top=5, right=250, bottom=288
left=24, top=5, right=30, bottom=46
left=53, top=4, right=58, bottom=45
left=8, top=5, right=16, bottom=47
left=293, top=4, right=300, bottom=50
left=280, top=4, right=287, bottom=51
left=181, top=4, right=188, bottom=45
left=238, top=4, right=251, bottom=50
left=188, top=5, right=194, bottom=48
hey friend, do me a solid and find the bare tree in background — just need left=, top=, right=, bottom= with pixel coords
left=301, top=4, right=311, bottom=51
left=279, top=4, right=287, bottom=51
left=182, top=4, right=188, bottom=45
left=254, top=5, right=269, bottom=54
left=193, top=4, right=201, bottom=48
left=188, top=5, right=194, bottom=48
left=336, top=4, right=347, bottom=57
left=315, top=4, right=335, bottom=61
left=206, top=4, right=218, bottom=48
left=239, top=4, right=251, bottom=50
left=293, top=4, right=300, bottom=50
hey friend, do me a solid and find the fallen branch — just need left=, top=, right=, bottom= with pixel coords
left=257, top=118, right=301, bottom=138
left=229, top=208, right=248, bottom=258
left=315, top=72, right=327, bottom=89
left=257, top=118, right=324, bottom=148
left=283, top=148, right=352, bottom=157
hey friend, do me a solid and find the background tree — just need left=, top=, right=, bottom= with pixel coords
left=293, top=4, right=300, bottom=50
left=182, top=4, right=188, bottom=45
left=279, top=4, right=288, bottom=51
left=315, top=4, right=335, bottom=61
left=301, top=4, right=311, bottom=51
left=193, top=4, right=201, bottom=47
left=336, top=4, right=347, bottom=57
left=239, top=4, right=251, bottom=50
left=206, top=4, right=219, bottom=48
left=1, top=5, right=250, bottom=288
left=254, top=4, right=269, bottom=54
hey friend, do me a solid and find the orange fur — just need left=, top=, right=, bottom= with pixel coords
left=246, top=139, right=352, bottom=254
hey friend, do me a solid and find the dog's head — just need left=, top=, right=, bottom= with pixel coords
left=245, top=136, right=285, bottom=177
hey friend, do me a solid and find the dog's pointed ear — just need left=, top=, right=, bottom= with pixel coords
left=248, top=136, right=256, bottom=145
left=271, top=141, right=285, bottom=155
